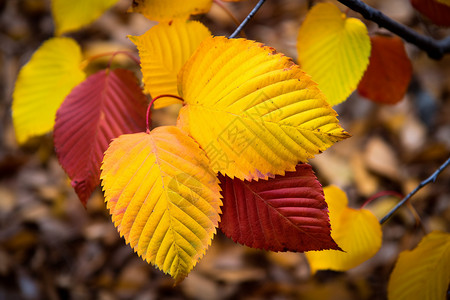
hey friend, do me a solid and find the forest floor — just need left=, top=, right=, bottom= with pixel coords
left=0, top=0, right=449, bottom=299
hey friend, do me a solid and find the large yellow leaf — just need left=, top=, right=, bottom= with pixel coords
left=101, top=126, right=222, bottom=283
left=52, top=0, right=119, bottom=36
left=388, top=231, right=450, bottom=300
left=12, top=37, right=86, bottom=144
left=297, top=3, right=371, bottom=106
left=177, top=36, right=350, bottom=181
left=130, top=20, right=211, bottom=109
left=305, top=185, right=382, bottom=273
left=130, top=0, right=212, bottom=22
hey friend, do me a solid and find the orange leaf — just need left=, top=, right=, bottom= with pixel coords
left=411, top=0, right=450, bottom=27
left=101, top=126, right=222, bottom=283
left=357, top=35, right=412, bottom=105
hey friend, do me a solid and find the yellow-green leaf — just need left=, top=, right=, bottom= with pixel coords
left=12, top=37, right=86, bottom=144
left=101, top=126, right=222, bottom=283
left=388, top=231, right=450, bottom=300
left=437, top=0, right=450, bottom=6
left=52, top=0, right=119, bottom=36
left=297, top=3, right=371, bottom=106
left=130, top=20, right=211, bottom=109
left=177, top=36, right=350, bottom=181
left=130, top=0, right=212, bottom=22
left=305, top=185, right=382, bottom=273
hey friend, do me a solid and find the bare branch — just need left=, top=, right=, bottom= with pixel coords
left=380, top=157, right=450, bottom=224
left=229, top=0, right=266, bottom=39
left=338, top=0, right=450, bottom=60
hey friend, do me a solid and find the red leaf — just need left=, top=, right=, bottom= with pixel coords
left=411, top=0, right=450, bottom=27
left=357, top=35, right=412, bottom=105
left=219, top=164, right=340, bottom=252
left=54, top=69, right=147, bottom=206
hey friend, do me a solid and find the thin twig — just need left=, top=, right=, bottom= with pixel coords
left=213, top=0, right=241, bottom=28
left=337, top=0, right=450, bottom=60
left=229, top=0, right=266, bottom=39
left=380, top=157, right=450, bottom=224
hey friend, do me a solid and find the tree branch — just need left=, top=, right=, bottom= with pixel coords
left=380, top=157, right=450, bottom=224
left=337, top=0, right=450, bottom=60
left=229, top=0, right=266, bottom=39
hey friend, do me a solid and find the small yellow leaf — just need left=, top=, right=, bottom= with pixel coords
left=437, top=0, right=450, bottom=6
left=177, top=36, right=350, bottom=181
left=52, top=0, right=119, bottom=36
left=297, top=3, right=371, bottom=106
left=130, top=20, right=211, bottom=109
left=130, top=0, right=212, bottom=22
left=101, top=126, right=222, bottom=283
left=388, top=231, right=450, bottom=300
left=305, top=185, right=382, bottom=273
left=12, top=37, right=86, bottom=144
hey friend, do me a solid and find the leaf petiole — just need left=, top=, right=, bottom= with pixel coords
left=146, top=94, right=184, bottom=133
left=213, top=0, right=242, bottom=29
left=81, top=50, right=140, bottom=70
left=360, top=190, right=403, bottom=209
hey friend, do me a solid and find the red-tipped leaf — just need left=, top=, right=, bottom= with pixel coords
left=54, top=69, right=147, bottom=206
left=219, top=164, right=340, bottom=252
left=357, top=35, right=412, bottom=105
left=411, top=0, right=450, bottom=27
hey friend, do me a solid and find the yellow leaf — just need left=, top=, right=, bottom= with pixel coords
left=52, top=0, right=119, bottom=36
left=297, top=3, right=371, bottom=106
left=388, top=231, right=450, bottom=300
left=101, top=126, right=222, bottom=283
left=130, top=0, right=212, bottom=22
left=177, top=36, right=350, bottom=181
left=12, top=37, right=86, bottom=144
left=130, top=20, right=211, bottom=109
left=305, top=185, right=382, bottom=273
left=437, top=0, right=450, bottom=6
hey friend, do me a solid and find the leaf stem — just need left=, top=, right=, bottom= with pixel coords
left=380, top=157, right=450, bottom=224
left=337, top=0, right=450, bottom=59
left=360, top=190, right=403, bottom=209
left=229, top=0, right=266, bottom=39
left=213, top=0, right=242, bottom=29
left=82, top=51, right=141, bottom=69
left=146, top=94, right=184, bottom=133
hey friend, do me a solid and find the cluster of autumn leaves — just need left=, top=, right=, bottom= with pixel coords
left=11, top=0, right=450, bottom=298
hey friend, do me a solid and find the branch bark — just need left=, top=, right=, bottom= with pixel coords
left=229, top=0, right=266, bottom=39
left=338, top=0, right=450, bottom=60
left=380, top=157, right=450, bottom=224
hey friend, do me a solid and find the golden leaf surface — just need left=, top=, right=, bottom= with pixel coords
left=130, top=20, right=211, bottom=108
left=101, top=126, right=222, bottom=283
left=177, top=36, right=350, bottom=181
left=52, top=0, right=119, bottom=35
left=12, top=37, right=86, bottom=144
left=130, top=0, right=212, bottom=22
left=388, top=231, right=450, bottom=300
